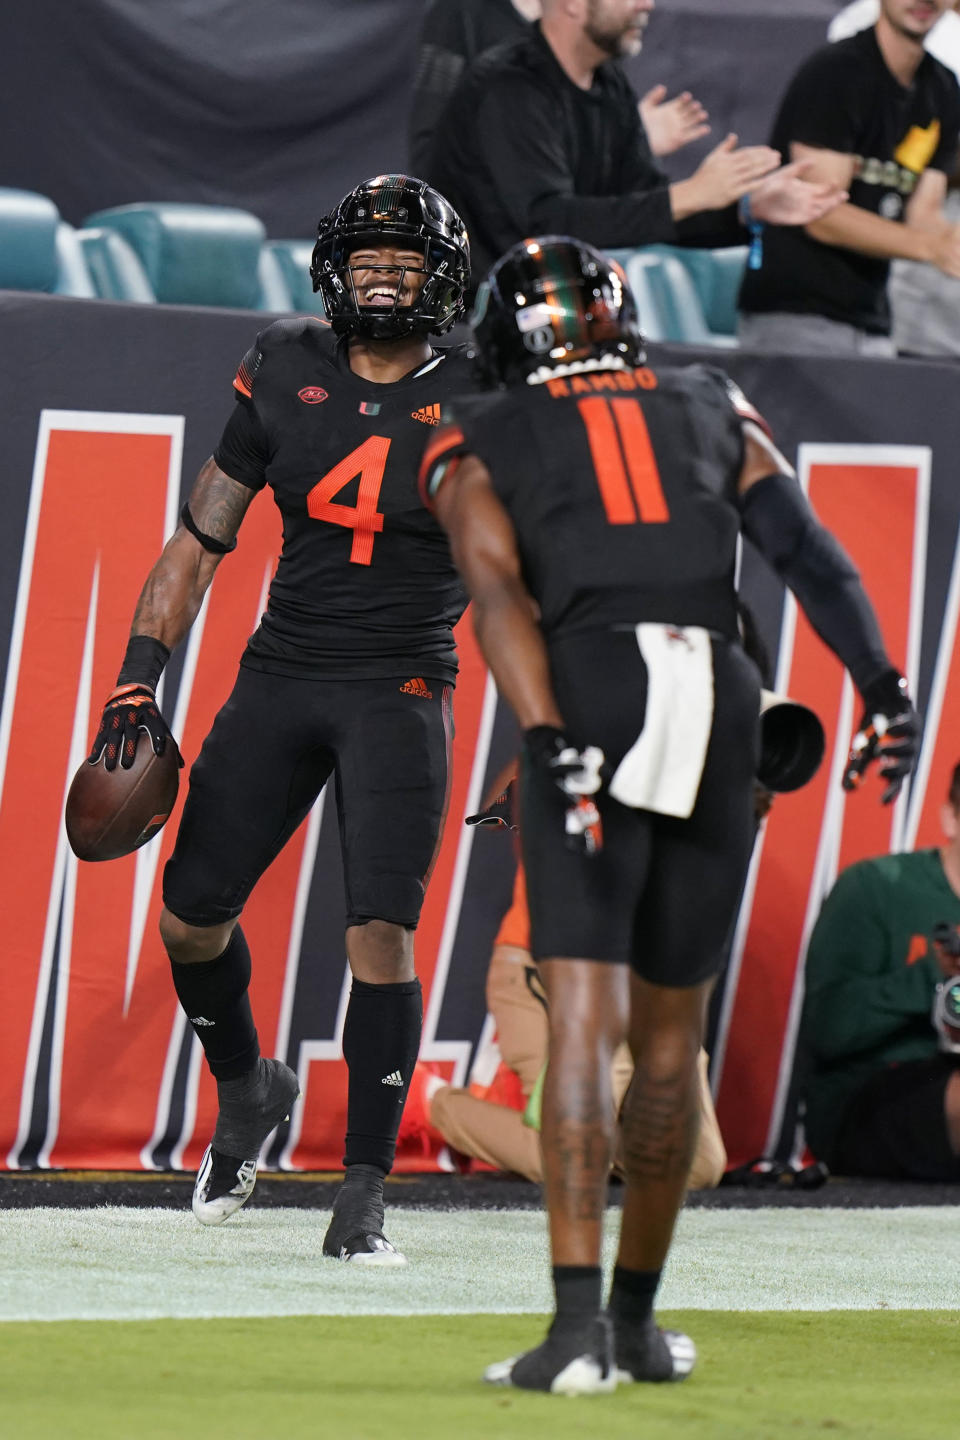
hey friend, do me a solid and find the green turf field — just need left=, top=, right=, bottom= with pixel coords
left=2, top=1204, right=958, bottom=1436
left=3, top=1312, right=958, bottom=1440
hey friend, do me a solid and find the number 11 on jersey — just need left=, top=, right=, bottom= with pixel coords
left=577, top=396, right=670, bottom=526
left=307, top=435, right=391, bottom=564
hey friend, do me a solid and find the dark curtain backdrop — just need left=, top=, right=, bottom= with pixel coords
left=0, top=1, right=845, bottom=237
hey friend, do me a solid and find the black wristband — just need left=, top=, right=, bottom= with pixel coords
left=117, top=634, right=171, bottom=692
left=523, top=725, right=566, bottom=765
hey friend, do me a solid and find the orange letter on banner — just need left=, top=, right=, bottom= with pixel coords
left=0, top=418, right=181, bottom=1166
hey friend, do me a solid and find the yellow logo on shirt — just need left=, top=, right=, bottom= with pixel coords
left=894, top=120, right=941, bottom=173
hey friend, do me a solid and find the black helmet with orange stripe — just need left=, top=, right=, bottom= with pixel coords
left=310, top=175, right=470, bottom=341
left=470, top=236, right=644, bottom=387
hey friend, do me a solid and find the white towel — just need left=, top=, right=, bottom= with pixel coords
left=608, top=623, right=714, bottom=819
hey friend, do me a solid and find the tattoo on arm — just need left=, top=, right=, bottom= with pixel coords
left=186, top=458, right=255, bottom=545
left=128, top=459, right=253, bottom=649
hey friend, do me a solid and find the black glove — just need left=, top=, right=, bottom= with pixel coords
left=466, top=779, right=517, bottom=830
left=524, top=726, right=605, bottom=855
left=842, top=668, right=920, bottom=805
left=88, top=684, right=182, bottom=772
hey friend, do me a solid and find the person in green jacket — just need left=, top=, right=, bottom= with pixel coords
left=801, top=763, right=960, bottom=1180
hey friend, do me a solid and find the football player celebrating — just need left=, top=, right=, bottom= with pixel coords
left=87, top=176, right=471, bottom=1264
left=421, top=236, right=919, bottom=1390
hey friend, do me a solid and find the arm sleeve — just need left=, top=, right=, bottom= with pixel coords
left=213, top=397, right=270, bottom=492
left=738, top=472, right=891, bottom=694
left=803, top=867, right=940, bottom=1062
left=408, top=0, right=472, bottom=177
left=476, top=79, right=682, bottom=248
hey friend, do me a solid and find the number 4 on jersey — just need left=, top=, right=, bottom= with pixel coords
left=307, top=435, right=391, bottom=564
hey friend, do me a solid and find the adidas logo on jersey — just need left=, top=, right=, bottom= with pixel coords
left=400, top=677, right=433, bottom=699
left=381, top=1070, right=404, bottom=1087
left=190, top=1016, right=216, bottom=1027
left=411, top=404, right=442, bottom=426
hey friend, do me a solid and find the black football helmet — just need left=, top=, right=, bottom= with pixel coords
left=470, top=236, right=644, bottom=387
left=311, top=175, right=470, bottom=340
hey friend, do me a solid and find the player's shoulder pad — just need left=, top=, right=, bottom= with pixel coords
left=416, top=392, right=506, bottom=510
left=231, top=315, right=331, bottom=401
left=693, top=364, right=773, bottom=440
left=417, top=405, right=473, bottom=511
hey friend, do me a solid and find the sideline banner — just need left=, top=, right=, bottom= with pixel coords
left=0, top=295, right=958, bottom=1172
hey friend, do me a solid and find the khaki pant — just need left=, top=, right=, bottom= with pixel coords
left=431, top=942, right=727, bottom=1188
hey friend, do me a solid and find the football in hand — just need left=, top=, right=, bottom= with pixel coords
left=65, top=739, right=180, bottom=862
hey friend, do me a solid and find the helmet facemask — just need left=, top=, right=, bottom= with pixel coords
left=311, top=178, right=470, bottom=340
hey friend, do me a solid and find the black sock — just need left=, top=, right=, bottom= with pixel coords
left=608, top=1265, right=662, bottom=1328
left=341, top=976, right=422, bottom=1173
left=168, top=926, right=260, bottom=1080
left=551, top=1266, right=604, bottom=1333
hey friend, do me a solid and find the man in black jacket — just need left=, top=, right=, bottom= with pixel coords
left=408, top=0, right=709, bottom=178
left=427, top=0, right=846, bottom=280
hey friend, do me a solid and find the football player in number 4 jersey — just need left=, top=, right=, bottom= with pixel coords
left=86, top=176, right=472, bottom=1263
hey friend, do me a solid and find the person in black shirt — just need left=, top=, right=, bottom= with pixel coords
left=426, top=0, right=847, bottom=282
left=421, top=236, right=919, bottom=1393
left=408, top=0, right=709, bottom=178
left=86, top=177, right=471, bottom=1264
left=739, top=0, right=960, bottom=353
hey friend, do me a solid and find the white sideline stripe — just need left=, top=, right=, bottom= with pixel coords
left=272, top=791, right=327, bottom=1068
left=278, top=966, right=353, bottom=1171
left=0, top=1206, right=956, bottom=1323
left=761, top=446, right=931, bottom=1153
left=6, top=567, right=100, bottom=1169
left=420, top=670, right=499, bottom=1087
left=123, top=418, right=187, bottom=1017
left=137, top=588, right=214, bottom=1171
left=36, top=568, right=103, bottom=1169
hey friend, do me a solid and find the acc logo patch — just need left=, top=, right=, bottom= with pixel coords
left=298, top=387, right=329, bottom=404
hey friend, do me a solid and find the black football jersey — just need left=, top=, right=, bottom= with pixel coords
left=424, top=363, right=753, bottom=641
left=213, top=317, right=472, bottom=682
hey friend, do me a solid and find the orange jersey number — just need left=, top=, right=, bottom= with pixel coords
left=307, top=435, right=390, bottom=564
left=577, top=396, right=670, bottom=526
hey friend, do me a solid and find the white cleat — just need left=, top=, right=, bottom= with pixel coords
left=328, top=1232, right=408, bottom=1267
left=191, top=1145, right=258, bottom=1226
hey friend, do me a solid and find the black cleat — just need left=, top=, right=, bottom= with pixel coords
left=613, top=1315, right=697, bottom=1383
left=322, top=1167, right=407, bottom=1267
left=484, top=1314, right=617, bottom=1395
left=192, top=1058, right=299, bottom=1226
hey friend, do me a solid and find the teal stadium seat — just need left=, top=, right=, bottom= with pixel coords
left=610, top=245, right=742, bottom=348
left=265, top=240, right=326, bottom=316
left=0, top=188, right=95, bottom=297
left=76, top=227, right=156, bottom=302
left=83, top=202, right=290, bottom=309
left=644, top=251, right=737, bottom=348
left=673, top=246, right=748, bottom=339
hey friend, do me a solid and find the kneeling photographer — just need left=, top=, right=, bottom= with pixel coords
left=800, top=763, right=960, bottom=1182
